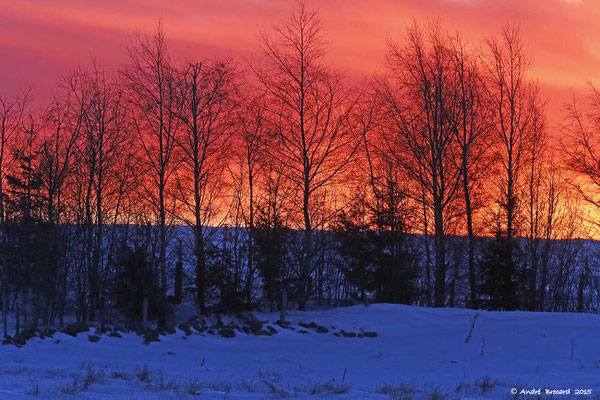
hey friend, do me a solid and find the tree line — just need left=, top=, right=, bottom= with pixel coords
left=1, top=2, right=600, bottom=334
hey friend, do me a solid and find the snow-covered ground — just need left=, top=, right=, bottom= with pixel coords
left=1, top=304, right=599, bottom=399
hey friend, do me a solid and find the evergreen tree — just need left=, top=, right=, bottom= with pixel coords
left=254, top=205, right=291, bottom=312
left=112, top=234, right=162, bottom=327
left=479, top=233, right=519, bottom=310
left=333, top=199, right=376, bottom=302
left=334, top=188, right=419, bottom=304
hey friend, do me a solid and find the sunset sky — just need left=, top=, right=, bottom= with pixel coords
left=1, top=0, right=599, bottom=119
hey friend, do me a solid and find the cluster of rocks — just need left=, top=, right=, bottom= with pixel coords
left=2, top=321, right=95, bottom=347
left=2, top=314, right=378, bottom=347
left=2, top=328, right=57, bottom=347
left=294, top=321, right=377, bottom=338
left=176, top=313, right=280, bottom=339
left=2, top=322, right=128, bottom=347
left=61, top=322, right=91, bottom=337
left=298, top=321, right=329, bottom=333
left=333, top=329, right=378, bottom=338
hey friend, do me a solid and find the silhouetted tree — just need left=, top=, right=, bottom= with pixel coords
left=122, top=20, right=179, bottom=324
left=173, top=58, right=237, bottom=314
left=254, top=1, right=360, bottom=310
left=381, top=22, right=462, bottom=307
left=479, top=233, right=519, bottom=311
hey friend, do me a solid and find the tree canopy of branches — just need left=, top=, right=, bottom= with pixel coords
left=253, top=1, right=361, bottom=310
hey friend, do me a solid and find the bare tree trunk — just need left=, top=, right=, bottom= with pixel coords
left=280, top=285, right=288, bottom=324
left=142, top=296, right=149, bottom=329
left=2, top=290, right=8, bottom=337
left=422, top=192, right=432, bottom=307
left=299, top=181, right=312, bottom=311
left=463, top=168, right=477, bottom=308
left=15, top=302, right=20, bottom=337
left=506, top=158, right=515, bottom=239
left=433, top=199, right=446, bottom=307
left=245, top=169, right=255, bottom=308
left=577, top=270, right=586, bottom=313
left=158, top=177, right=167, bottom=326
left=174, top=239, right=183, bottom=304
left=195, top=224, right=206, bottom=314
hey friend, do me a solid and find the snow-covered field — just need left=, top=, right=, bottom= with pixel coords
left=1, top=304, right=599, bottom=399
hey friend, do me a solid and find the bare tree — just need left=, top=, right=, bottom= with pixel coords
left=236, top=94, right=267, bottom=307
left=537, top=157, right=572, bottom=311
left=254, top=1, right=360, bottom=310
left=562, top=86, right=600, bottom=311
left=523, top=106, right=548, bottom=309
left=173, top=59, right=237, bottom=314
left=0, top=90, right=29, bottom=226
left=563, top=86, right=600, bottom=210
left=449, top=35, right=491, bottom=308
left=34, top=84, right=84, bottom=327
left=122, top=20, right=179, bottom=324
left=381, top=21, right=462, bottom=307
left=483, top=24, right=540, bottom=240
left=0, top=90, right=28, bottom=335
left=62, top=61, right=130, bottom=322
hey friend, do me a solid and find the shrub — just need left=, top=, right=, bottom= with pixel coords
left=474, top=376, right=498, bottom=394
left=135, top=363, right=152, bottom=382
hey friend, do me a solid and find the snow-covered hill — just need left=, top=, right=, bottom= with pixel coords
left=1, top=304, right=599, bottom=399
